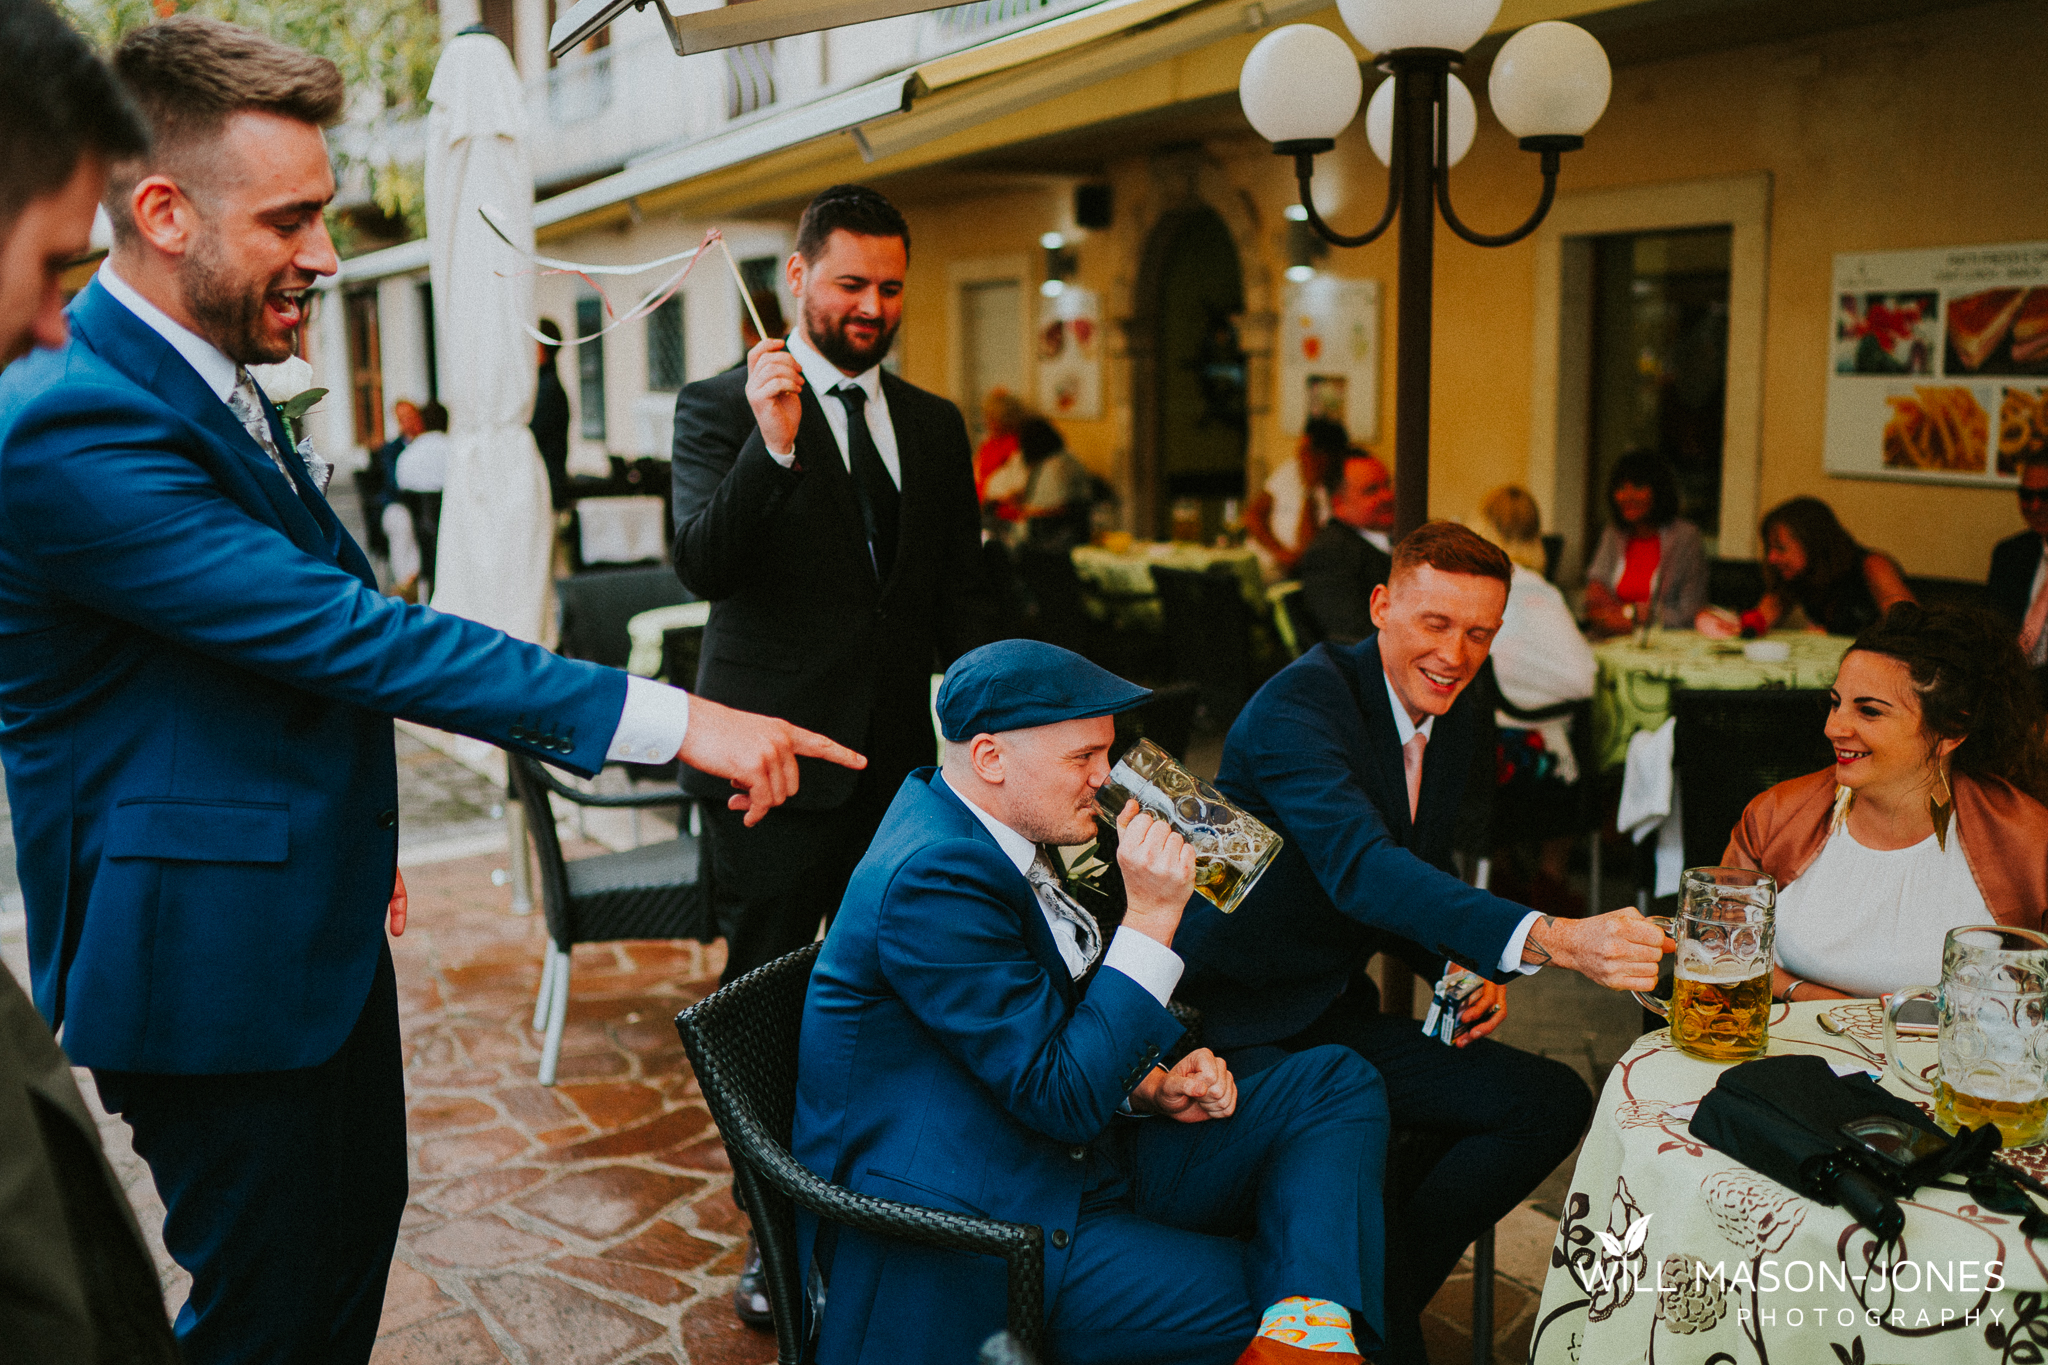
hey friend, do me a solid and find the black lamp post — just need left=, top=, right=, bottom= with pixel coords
left=1240, top=12, right=1612, bottom=537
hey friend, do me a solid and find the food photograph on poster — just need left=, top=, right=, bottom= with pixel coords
left=1824, top=241, right=2048, bottom=487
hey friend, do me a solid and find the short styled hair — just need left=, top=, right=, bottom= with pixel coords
left=0, top=0, right=149, bottom=237
left=105, top=15, right=345, bottom=244
left=418, top=400, right=449, bottom=433
left=1390, top=520, right=1512, bottom=588
left=1302, top=416, right=1350, bottom=458
left=795, top=184, right=909, bottom=262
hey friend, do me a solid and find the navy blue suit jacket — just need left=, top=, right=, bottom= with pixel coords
left=793, top=769, right=1186, bottom=1365
left=0, top=280, right=627, bottom=1074
left=1990, top=530, right=2041, bottom=628
left=1175, top=638, right=1528, bottom=1048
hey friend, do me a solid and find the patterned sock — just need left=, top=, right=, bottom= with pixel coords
left=1256, top=1297, right=1357, bottom=1353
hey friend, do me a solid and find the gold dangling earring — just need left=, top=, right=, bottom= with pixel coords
left=1829, top=783, right=1854, bottom=838
left=1929, top=758, right=1954, bottom=853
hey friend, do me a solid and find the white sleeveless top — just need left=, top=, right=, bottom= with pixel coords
left=1772, top=823, right=1989, bottom=997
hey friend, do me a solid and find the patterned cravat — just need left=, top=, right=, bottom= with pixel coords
left=227, top=366, right=295, bottom=481
left=1026, top=848, right=1104, bottom=975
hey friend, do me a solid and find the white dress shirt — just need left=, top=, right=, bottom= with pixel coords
left=941, top=773, right=1184, bottom=1005
left=96, top=265, right=691, bottom=766
left=762, top=329, right=901, bottom=489
left=1380, top=668, right=1542, bottom=975
left=1359, top=528, right=1392, bottom=555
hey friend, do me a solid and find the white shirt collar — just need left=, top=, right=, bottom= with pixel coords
left=787, top=327, right=882, bottom=406
left=1381, top=665, right=1436, bottom=747
left=1358, top=528, right=1392, bottom=554
left=941, top=771, right=1039, bottom=875
left=96, top=262, right=241, bottom=401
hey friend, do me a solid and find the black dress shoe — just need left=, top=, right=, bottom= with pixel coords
left=733, top=1235, right=775, bottom=1330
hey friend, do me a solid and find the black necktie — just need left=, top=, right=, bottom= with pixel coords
left=831, top=383, right=900, bottom=581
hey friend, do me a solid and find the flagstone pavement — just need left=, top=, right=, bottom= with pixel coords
left=0, top=729, right=1637, bottom=1364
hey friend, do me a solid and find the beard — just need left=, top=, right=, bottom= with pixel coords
left=183, top=228, right=294, bottom=365
left=802, top=295, right=897, bottom=374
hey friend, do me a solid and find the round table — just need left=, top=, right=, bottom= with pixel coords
left=1069, top=543, right=1265, bottom=612
left=1592, top=631, right=1853, bottom=771
left=1532, top=1001, right=2048, bottom=1364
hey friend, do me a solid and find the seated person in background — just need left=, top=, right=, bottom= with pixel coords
left=1470, top=485, right=1597, bottom=914
left=1698, top=495, right=1913, bottom=638
left=795, top=639, right=1393, bottom=1365
left=1988, top=452, right=2048, bottom=694
left=370, top=397, right=421, bottom=520
left=383, top=399, right=450, bottom=599
left=1582, top=450, right=1707, bottom=636
left=975, top=386, right=1030, bottom=524
left=1726, top=602, right=2048, bottom=1002
left=1246, top=416, right=1346, bottom=579
left=1295, top=450, right=1395, bottom=646
left=1015, top=415, right=1095, bottom=552
left=1175, top=523, right=1669, bottom=1365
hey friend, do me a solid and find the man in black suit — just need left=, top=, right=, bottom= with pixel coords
left=1990, top=454, right=2048, bottom=698
left=671, top=184, right=992, bottom=990
left=1295, top=451, right=1395, bottom=646
left=531, top=317, right=572, bottom=510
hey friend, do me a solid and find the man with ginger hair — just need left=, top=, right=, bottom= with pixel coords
left=1176, top=521, right=1672, bottom=1363
left=0, top=16, right=860, bottom=1359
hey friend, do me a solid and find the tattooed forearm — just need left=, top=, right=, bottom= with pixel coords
left=1521, top=915, right=1557, bottom=966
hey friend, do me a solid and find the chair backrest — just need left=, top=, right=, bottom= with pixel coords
left=1267, top=581, right=1325, bottom=657
left=1904, top=575, right=1989, bottom=613
left=1112, top=680, right=1200, bottom=765
left=677, top=944, right=822, bottom=1363
left=505, top=755, right=576, bottom=947
left=1671, top=688, right=1836, bottom=871
left=1013, top=546, right=1098, bottom=657
left=1151, top=564, right=1256, bottom=726
left=556, top=567, right=691, bottom=670
left=1541, top=533, right=1564, bottom=584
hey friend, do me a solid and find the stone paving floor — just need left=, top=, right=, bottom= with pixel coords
left=0, top=729, right=1651, bottom=1364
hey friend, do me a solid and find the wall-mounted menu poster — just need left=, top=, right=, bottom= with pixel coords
left=1824, top=240, right=2048, bottom=486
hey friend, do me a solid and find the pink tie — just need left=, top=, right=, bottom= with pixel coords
left=1403, top=732, right=1427, bottom=822
left=2022, top=551, right=2048, bottom=666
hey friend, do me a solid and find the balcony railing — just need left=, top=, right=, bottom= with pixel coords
left=725, top=41, right=779, bottom=119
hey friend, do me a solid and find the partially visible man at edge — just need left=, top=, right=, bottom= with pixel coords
left=0, top=16, right=861, bottom=1362
left=1176, top=521, right=1671, bottom=1364
left=0, top=4, right=178, bottom=1359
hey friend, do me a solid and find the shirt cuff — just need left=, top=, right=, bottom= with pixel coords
left=765, top=443, right=797, bottom=468
left=1103, top=927, right=1183, bottom=1007
left=607, top=675, right=691, bottom=764
left=1499, top=910, right=1545, bottom=976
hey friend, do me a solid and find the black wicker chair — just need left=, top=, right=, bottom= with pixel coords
left=1670, top=687, right=1836, bottom=873
left=674, top=944, right=1051, bottom=1364
left=554, top=566, right=692, bottom=671
left=507, top=753, right=709, bottom=1085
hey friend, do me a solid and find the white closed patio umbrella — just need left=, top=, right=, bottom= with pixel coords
left=423, top=28, right=553, bottom=647
left=423, top=28, right=556, bottom=916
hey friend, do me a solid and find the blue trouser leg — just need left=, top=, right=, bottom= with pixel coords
left=92, top=944, right=408, bottom=1365
left=1050, top=1046, right=1390, bottom=1365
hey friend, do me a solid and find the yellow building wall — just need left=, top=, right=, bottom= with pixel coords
left=886, top=0, right=2045, bottom=580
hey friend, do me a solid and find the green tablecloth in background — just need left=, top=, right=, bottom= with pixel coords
left=1070, top=543, right=1265, bottom=614
left=1592, top=631, right=1852, bottom=771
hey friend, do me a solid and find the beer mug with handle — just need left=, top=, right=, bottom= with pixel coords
left=1885, top=925, right=2048, bottom=1149
left=1094, top=738, right=1282, bottom=915
left=1633, top=867, right=1777, bottom=1063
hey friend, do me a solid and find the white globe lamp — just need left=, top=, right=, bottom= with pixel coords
left=1364, top=72, right=1475, bottom=168
left=1334, top=0, right=1502, bottom=55
left=1238, top=25, right=1364, bottom=149
left=1488, top=20, right=1612, bottom=143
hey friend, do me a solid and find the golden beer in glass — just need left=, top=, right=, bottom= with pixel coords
left=1094, top=739, right=1282, bottom=915
left=1889, top=926, right=2048, bottom=1149
left=1634, top=867, right=1778, bottom=1064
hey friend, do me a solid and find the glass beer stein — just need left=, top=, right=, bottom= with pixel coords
left=1633, top=867, right=1778, bottom=1063
left=1885, top=925, right=2048, bottom=1149
left=1094, top=738, right=1281, bottom=915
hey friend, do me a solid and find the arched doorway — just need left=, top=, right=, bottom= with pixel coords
left=1130, top=205, right=1248, bottom=541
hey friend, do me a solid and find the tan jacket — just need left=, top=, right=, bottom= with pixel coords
left=1722, top=768, right=2048, bottom=930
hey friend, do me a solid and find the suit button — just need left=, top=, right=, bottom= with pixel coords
left=377, top=809, right=397, bottom=829
left=510, top=725, right=527, bottom=741
left=1049, top=1229, right=1070, bottom=1250
left=1069, top=1146, right=1086, bottom=1162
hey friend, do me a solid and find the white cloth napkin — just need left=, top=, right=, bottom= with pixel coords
left=1617, top=718, right=1686, bottom=898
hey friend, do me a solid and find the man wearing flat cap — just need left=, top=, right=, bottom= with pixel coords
left=794, top=640, right=1394, bottom=1365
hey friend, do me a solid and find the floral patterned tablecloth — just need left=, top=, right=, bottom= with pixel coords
left=1532, top=1001, right=2048, bottom=1364
left=1591, top=630, right=1853, bottom=772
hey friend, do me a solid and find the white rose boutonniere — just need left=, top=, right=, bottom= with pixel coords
left=246, top=356, right=332, bottom=492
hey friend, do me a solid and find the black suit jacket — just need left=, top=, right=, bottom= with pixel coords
left=1990, top=530, right=2042, bottom=627
left=1175, top=637, right=1526, bottom=1048
left=1295, top=523, right=1393, bottom=647
left=670, top=364, right=993, bottom=809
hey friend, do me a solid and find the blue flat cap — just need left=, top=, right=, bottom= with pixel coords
left=936, top=640, right=1152, bottom=742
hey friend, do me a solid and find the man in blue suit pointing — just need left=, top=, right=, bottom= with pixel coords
left=0, top=16, right=860, bottom=1362
left=796, top=639, right=1393, bottom=1365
